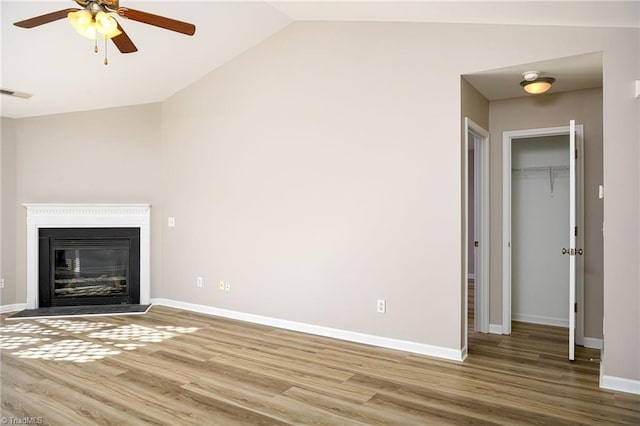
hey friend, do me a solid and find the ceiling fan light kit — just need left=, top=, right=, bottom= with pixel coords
left=68, top=10, right=121, bottom=40
left=520, top=71, right=556, bottom=95
left=14, top=0, right=196, bottom=65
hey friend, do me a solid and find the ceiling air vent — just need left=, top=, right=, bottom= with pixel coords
left=0, top=88, right=32, bottom=99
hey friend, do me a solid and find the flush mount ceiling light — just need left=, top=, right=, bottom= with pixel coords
left=520, top=71, right=556, bottom=95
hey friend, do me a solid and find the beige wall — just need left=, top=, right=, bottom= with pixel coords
left=461, top=79, right=490, bottom=279
left=11, top=104, right=163, bottom=302
left=461, top=79, right=490, bottom=270
left=461, top=78, right=490, bottom=131
left=489, top=88, right=604, bottom=339
left=460, top=78, right=490, bottom=342
left=603, top=30, right=640, bottom=382
left=3, top=21, right=638, bottom=383
left=161, top=20, right=639, bottom=381
left=1, top=118, right=17, bottom=305
left=162, top=22, right=465, bottom=348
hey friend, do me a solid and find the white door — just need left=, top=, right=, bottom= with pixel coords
left=568, top=119, right=578, bottom=361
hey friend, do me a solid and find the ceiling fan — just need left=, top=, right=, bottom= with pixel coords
left=13, top=0, right=196, bottom=63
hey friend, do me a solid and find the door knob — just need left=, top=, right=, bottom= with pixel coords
left=562, top=248, right=584, bottom=255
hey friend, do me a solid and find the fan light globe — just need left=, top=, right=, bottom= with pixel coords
left=68, top=10, right=95, bottom=39
left=95, top=12, right=121, bottom=38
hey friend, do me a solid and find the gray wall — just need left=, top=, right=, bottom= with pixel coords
left=489, top=88, right=604, bottom=339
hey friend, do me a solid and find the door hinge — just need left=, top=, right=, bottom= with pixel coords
left=575, top=303, right=577, bottom=313
left=575, top=149, right=578, bottom=160
left=575, top=226, right=578, bottom=237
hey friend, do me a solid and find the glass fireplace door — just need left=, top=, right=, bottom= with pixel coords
left=51, top=239, right=130, bottom=305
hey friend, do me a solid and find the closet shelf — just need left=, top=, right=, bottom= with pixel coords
left=511, top=165, right=569, bottom=173
left=512, top=165, right=570, bottom=195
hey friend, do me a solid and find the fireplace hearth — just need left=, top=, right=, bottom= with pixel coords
left=39, top=228, right=140, bottom=307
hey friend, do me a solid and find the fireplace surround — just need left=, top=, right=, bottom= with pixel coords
left=23, top=204, right=150, bottom=309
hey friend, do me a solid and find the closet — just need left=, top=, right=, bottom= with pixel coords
left=511, top=134, right=570, bottom=327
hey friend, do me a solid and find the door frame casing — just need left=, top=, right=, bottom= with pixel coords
left=465, top=118, right=490, bottom=334
left=502, top=124, right=584, bottom=345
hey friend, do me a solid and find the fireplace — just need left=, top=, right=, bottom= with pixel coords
left=38, top=228, right=140, bottom=307
left=23, top=204, right=151, bottom=309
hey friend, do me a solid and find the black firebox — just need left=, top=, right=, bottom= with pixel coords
left=38, top=228, right=140, bottom=308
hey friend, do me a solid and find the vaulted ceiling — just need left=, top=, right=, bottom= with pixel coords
left=2, top=1, right=638, bottom=118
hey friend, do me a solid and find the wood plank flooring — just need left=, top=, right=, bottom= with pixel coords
left=1, top=306, right=639, bottom=425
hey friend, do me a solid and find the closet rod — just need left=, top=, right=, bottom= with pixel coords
left=511, top=165, right=569, bottom=173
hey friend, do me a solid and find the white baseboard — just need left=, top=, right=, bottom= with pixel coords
left=601, top=375, right=640, bottom=395
left=151, top=298, right=465, bottom=362
left=1, top=303, right=27, bottom=314
left=583, top=337, right=603, bottom=350
left=512, top=313, right=568, bottom=328
left=489, top=323, right=503, bottom=334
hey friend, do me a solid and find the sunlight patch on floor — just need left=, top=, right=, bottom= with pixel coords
left=12, top=339, right=120, bottom=363
left=36, top=318, right=113, bottom=333
left=0, top=335, right=51, bottom=350
left=1, top=317, right=199, bottom=363
left=89, top=324, right=176, bottom=343
left=0, top=323, right=60, bottom=335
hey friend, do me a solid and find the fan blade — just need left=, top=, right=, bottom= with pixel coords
left=111, top=22, right=138, bottom=54
left=14, top=8, right=79, bottom=28
left=117, top=7, right=195, bottom=36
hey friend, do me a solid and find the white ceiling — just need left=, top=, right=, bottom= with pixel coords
left=1, top=1, right=637, bottom=118
left=1, top=1, right=293, bottom=118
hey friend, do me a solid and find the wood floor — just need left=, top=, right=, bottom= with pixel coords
left=1, top=306, right=639, bottom=425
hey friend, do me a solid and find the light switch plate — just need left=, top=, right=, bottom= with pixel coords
left=168, top=217, right=176, bottom=227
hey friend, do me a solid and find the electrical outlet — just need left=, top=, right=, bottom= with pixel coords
left=225, top=281, right=231, bottom=292
left=168, top=217, right=176, bottom=227
left=219, top=280, right=225, bottom=291
left=196, top=277, right=203, bottom=288
left=0, top=278, right=4, bottom=289
left=376, top=299, right=386, bottom=314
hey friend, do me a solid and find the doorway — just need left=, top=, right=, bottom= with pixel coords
left=502, top=124, right=585, bottom=350
left=465, top=118, right=489, bottom=336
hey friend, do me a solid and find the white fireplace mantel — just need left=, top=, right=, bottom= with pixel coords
left=23, top=203, right=151, bottom=309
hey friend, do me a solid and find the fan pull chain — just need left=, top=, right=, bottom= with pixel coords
left=104, top=36, right=108, bottom=65
left=94, top=36, right=98, bottom=54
